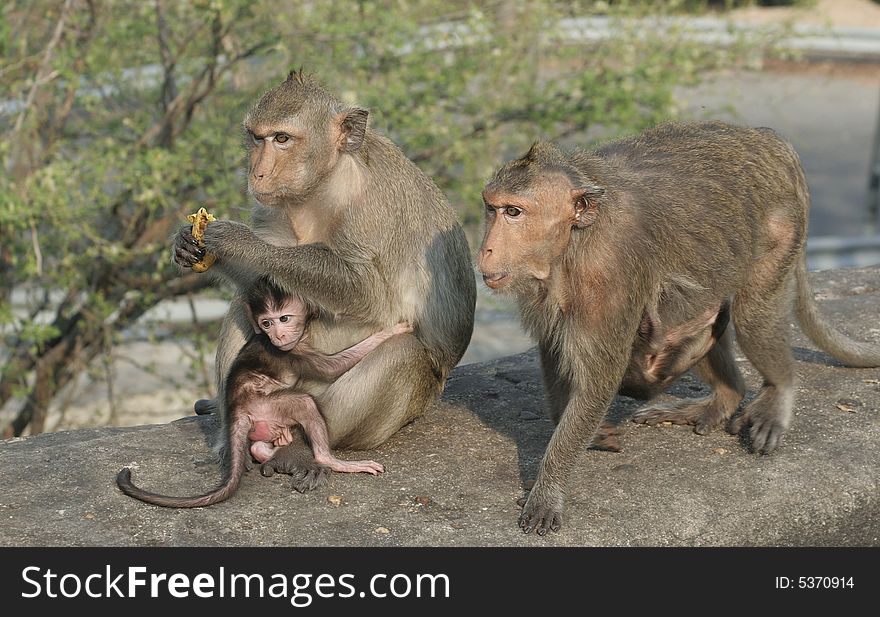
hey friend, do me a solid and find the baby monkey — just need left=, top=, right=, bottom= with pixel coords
left=117, top=277, right=411, bottom=507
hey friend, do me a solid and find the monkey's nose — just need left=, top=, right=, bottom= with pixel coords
left=477, top=248, right=492, bottom=271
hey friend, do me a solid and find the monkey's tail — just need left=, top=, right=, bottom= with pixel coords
left=795, top=255, right=880, bottom=368
left=116, top=419, right=250, bottom=508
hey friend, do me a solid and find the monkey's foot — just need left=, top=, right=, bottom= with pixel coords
left=729, top=389, right=790, bottom=455
left=516, top=485, right=564, bottom=536
left=324, top=459, right=385, bottom=475
left=260, top=445, right=331, bottom=493
left=632, top=395, right=730, bottom=436
left=588, top=421, right=622, bottom=452
left=194, top=399, right=217, bottom=416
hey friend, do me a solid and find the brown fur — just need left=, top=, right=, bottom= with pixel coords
left=172, top=73, right=475, bottom=491
left=479, top=121, right=880, bottom=535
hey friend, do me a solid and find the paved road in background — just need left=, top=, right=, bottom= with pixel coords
left=682, top=65, right=879, bottom=240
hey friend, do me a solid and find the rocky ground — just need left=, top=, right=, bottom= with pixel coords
left=1, top=267, right=877, bottom=547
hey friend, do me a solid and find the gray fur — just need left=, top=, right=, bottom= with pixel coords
left=173, top=74, right=475, bottom=485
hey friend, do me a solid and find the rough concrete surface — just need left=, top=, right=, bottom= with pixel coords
left=1, top=268, right=878, bottom=547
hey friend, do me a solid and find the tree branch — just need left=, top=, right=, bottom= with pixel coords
left=11, top=0, right=74, bottom=136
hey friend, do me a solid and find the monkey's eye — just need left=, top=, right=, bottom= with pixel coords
left=249, top=131, right=262, bottom=145
left=279, top=315, right=291, bottom=323
left=504, top=206, right=523, bottom=218
left=274, top=133, right=290, bottom=144
left=260, top=319, right=272, bottom=330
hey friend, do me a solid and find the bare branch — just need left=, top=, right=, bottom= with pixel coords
left=155, top=0, right=179, bottom=147
left=12, top=0, right=75, bottom=136
left=29, top=224, right=43, bottom=275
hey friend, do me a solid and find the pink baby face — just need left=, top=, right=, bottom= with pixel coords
left=254, top=297, right=309, bottom=351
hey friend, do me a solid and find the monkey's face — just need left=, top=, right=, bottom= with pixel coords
left=479, top=175, right=590, bottom=291
left=254, top=299, right=310, bottom=352
left=244, top=118, right=337, bottom=207
left=243, top=78, right=369, bottom=207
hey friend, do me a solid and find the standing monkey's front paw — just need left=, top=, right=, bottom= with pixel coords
left=517, top=487, right=565, bottom=535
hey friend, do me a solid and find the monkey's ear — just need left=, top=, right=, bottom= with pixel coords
left=571, top=185, right=604, bottom=229
left=244, top=304, right=261, bottom=335
left=336, top=107, right=369, bottom=153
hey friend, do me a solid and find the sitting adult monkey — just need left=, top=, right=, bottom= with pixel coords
left=173, top=70, right=475, bottom=492
left=478, top=121, right=880, bottom=535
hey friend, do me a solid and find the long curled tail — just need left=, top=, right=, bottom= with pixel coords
left=116, top=418, right=250, bottom=508
left=795, top=255, right=880, bottom=368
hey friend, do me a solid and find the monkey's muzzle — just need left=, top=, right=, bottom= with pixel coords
left=482, top=272, right=510, bottom=289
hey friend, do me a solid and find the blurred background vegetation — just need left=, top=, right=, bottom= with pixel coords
left=0, top=0, right=802, bottom=435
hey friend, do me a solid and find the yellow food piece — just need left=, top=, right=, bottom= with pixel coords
left=186, top=207, right=217, bottom=272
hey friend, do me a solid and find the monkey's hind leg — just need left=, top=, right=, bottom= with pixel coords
left=321, top=333, right=439, bottom=450
left=260, top=334, right=435, bottom=487
left=728, top=215, right=801, bottom=454
left=632, top=328, right=745, bottom=435
left=316, top=456, right=385, bottom=475
left=728, top=291, right=796, bottom=454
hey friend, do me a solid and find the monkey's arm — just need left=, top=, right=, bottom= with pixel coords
left=306, top=322, right=413, bottom=381
left=174, top=221, right=377, bottom=315
left=521, top=311, right=640, bottom=535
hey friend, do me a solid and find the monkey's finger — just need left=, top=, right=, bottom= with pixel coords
left=519, top=511, right=538, bottom=534
left=632, top=407, right=692, bottom=426
left=524, top=510, right=561, bottom=536
left=519, top=495, right=563, bottom=535
left=362, top=461, right=384, bottom=474
left=174, top=245, right=206, bottom=267
left=180, top=231, right=201, bottom=247
left=728, top=414, right=748, bottom=435
left=751, top=420, right=783, bottom=455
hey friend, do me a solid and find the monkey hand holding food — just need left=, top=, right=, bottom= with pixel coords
left=186, top=207, right=217, bottom=272
left=171, top=207, right=217, bottom=272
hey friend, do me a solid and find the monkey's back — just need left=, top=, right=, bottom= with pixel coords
left=226, top=335, right=304, bottom=410
left=588, top=121, right=809, bottom=293
left=329, top=130, right=476, bottom=375
left=596, top=121, right=807, bottom=223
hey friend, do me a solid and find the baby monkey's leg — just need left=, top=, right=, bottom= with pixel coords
left=272, top=391, right=385, bottom=475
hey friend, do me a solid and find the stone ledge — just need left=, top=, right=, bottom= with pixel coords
left=1, top=267, right=878, bottom=546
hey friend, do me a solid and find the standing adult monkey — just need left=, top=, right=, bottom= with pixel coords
left=173, top=71, right=475, bottom=491
left=478, top=121, right=880, bottom=535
